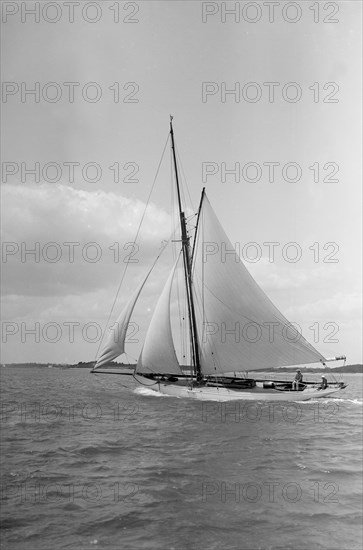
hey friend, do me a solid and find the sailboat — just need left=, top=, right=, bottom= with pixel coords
left=91, top=118, right=347, bottom=402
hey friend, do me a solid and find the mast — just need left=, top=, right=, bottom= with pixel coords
left=191, top=186, right=206, bottom=262
left=169, top=116, right=202, bottom=381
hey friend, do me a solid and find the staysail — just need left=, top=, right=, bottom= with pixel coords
left=136, top=257, right=182, bottom=375
left=94, top=270, right=151, bottom=368
left=193, top=195, right=326, bottom=374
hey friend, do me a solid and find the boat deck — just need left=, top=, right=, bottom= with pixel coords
left=138, top=376, right=347, bottom=402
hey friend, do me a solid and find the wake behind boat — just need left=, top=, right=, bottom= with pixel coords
left=91, top=118, right=347, bottom=402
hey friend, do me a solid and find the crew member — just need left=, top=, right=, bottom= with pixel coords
left=292, top=369, right=303, bottom=390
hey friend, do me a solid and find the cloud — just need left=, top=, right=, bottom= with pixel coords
left=1, top=183, right=183, bottom=362
left=1, top=183, right=172, bottom=297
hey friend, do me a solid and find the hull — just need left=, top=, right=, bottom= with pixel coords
left=141, top=380, right=346, bottom=402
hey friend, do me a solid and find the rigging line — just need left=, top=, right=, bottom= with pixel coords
left=170, top=121, right=201, bottom=381
left=96, top=132, right=171, bottom=358
left=136, top=250, right=183, bottom=370
left=175, top=144, right=195, bottom=214
left=188, top=206, right=217, bottom=371
left=190, top=265, right=221, bottom=375
left=170, top=146, right=176, bottom=257
left=170, top=152, right=188, bottom=365
left=132, top=373, right=160, bottom=387
left=124, top=353, right=138, bottom=364
left=95, top=239, right=167, bottom=363
left=175, top=257, right=186, bottom=364
left=94, top=223, right=182, bottom=369
left=192, top=264, right=223, bottom=375
left=201, top=208, right=205, bottom=345
left=191, top=188, right=205, bottom=269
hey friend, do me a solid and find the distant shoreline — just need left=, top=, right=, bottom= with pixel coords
left=2, top=362, right=362, bottom=374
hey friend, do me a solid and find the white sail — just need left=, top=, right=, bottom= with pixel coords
left=136, top=258, right=182, bottom=375
left=94, top=271, right=150, bottom=368
left=193, top=196, right=326, bottom=374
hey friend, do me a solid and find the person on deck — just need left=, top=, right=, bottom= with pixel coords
left=321, top=375, right=328, bottom=390
left=292, top=369, right=303, bottom=390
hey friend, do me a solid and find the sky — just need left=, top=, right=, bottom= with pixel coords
left=1, top=0, right=362, bottom=365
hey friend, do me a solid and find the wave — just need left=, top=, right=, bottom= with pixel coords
left=326, top=398, right=362, bottom=405
left=298, top=397, right=362, bottom=406
left=76, top=511, right=152, bottom=535
left=133, top=387, right=170, bottom=398
left=75, top=444, right=125, bottom=457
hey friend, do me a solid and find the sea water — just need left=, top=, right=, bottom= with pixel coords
left=1, top=367, right=362, bottom=550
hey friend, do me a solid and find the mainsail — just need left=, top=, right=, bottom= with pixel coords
left=193, top=195, right=326, bottom=374
left=94, top=270, right=151, bottom=368
left=136, top=258, right=182, bottom=375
